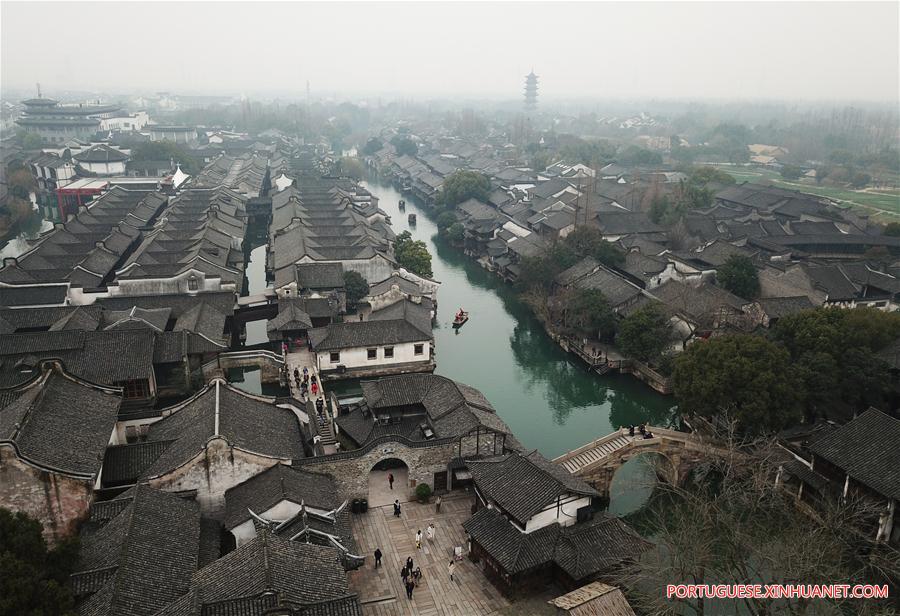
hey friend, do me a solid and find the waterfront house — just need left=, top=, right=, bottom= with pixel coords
left=803, top=409, right=900, bottom=545
left=0, top=361, right=121, bottom=542
left=463, top=451, right=648, bottom=596
left=308, top=299, right=434, bottom=379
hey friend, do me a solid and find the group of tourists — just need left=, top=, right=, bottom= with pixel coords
left=627, top=423, right=655, bottom=439
left=292, top=367, right=319, bottom=400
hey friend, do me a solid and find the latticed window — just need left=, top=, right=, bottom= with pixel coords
left=117, top=379, right=150, bottom=400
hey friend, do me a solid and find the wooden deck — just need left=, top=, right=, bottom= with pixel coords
left=348, top=494, right=511, bottom=616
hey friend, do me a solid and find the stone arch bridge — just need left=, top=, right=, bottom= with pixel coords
left=552, top=425, right=735, bottom=496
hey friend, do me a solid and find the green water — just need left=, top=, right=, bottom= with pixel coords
left=362, top=180, right=677, bottom=514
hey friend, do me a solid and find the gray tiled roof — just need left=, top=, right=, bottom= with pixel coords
left=809, top=408, right=900, bottom=500
left=296, top=262, right=345, bottom=290
left=0, top=329, right=155, bottom=388
left=102, top=440, right=174, bottom=485
left=224, top=464, right=340, bottom=529
left=73, top=485, right=201, bottom=616
left=0, top=363, right=120, bottom=476
left=141, top=381, right=304, bottom=478
left=463, top=507, right=647, bottom=580
left=467, top=452, right=598, bottom=525
left=154, top=530, right=360, bottom=616
left=308, top=318, right=431, bottom=352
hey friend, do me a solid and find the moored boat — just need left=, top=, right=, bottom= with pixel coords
left=408, top=213, right=417, bottom=224
left=399, top=199, right=406, bottom=210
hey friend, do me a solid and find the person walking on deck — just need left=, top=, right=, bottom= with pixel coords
left=405, top=579, right=415, bottom=600
left=373, top=548, right=382, bottom=568
left=393, top=500, right=401, bottom=517
left=388, top=473, right=394, bottom=490
left=406, top=556, right=414, bottom=572
left=448, top=560, right=455, bottom=582
left=426, top=523, right=435, bottom=542
left=415, top=529, right=422, bottom=550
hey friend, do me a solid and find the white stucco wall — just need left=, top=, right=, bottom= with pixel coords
left=523, top=494, right=591, bottom=533
left=316, top=340, right=431, bottom=371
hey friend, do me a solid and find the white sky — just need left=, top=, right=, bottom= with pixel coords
left=1, top=1, right=898, bottom=102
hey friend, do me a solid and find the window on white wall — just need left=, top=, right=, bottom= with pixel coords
left=414, top=344, right=424, bottom=356
left=367, top=348, right=377, bottom=360
left=330, top=352, right=340, bottom=363
left=384, top=347, right=394, bottom=359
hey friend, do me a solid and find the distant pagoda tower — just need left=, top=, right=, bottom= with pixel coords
left=524, top=70, right=538, bottom=111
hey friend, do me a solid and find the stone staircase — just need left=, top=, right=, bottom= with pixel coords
left=560, top=435, right=632, bottom=474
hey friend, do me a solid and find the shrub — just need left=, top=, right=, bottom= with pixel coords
left=415, top=483, right=432, bottom=503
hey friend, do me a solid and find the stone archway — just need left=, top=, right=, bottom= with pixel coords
left=368, top=458, right=410, bottom=508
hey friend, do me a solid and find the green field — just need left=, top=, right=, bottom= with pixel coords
left=723, top=168, right=900, bottom=223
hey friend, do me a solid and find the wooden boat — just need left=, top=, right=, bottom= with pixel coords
left=408, top=213, right=417, bottom=224
left=399, top=200, right=406, bottom=210
left=452, top=311, right=469, bottom=328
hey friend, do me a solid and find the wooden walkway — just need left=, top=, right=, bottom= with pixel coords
left=348, top=494, right=511, bottom=616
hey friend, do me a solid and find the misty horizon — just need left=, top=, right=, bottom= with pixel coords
left=2, top=1, right=898, bottom=104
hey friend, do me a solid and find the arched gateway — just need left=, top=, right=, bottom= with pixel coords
left=368, top=457, right=410, bottom=507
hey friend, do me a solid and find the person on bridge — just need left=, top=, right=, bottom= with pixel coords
left=628, top=425, right=635, bottom=437
left=639, top=424, right=646, bottom=436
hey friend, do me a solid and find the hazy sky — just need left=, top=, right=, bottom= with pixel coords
left=2, top=1, right=898, bottom=102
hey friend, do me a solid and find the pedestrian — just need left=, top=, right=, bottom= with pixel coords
left=311, top=381, right=319, bottom=396
left=639, top=423, right=646, bottom=436
left=302, top=366, right=308, bottom=377
left=401, top=565, right=409, bottom=583
left=374, top=548, right=382, bottom=568
left=388, top=472, right=394, bottom=490
left=405, top=579, right=415, bottom=600
left=628, top=424, right=635, bottom=437
left=412, top=566, right=422, bottom=586
left=406, top=556, right=413, bottom=572
left=426, top=523, right=435, bottom=542
left=394, top=500, right=401, bottom=517
left=448, top=560, right=455, bottom=582
left=435, top=495, right=442, bottom=514
left=415, top=529, right=422, bottom=550
left=293, top=368, right=299, bottom=379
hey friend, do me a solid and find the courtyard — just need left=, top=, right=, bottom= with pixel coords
left=349, top=492, right=550, bottom=616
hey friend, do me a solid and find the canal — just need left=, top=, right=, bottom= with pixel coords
left=357, top=179, right=676, bottom=513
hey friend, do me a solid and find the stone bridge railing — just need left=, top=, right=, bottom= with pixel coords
left=553, top=425, right=735, bottom=495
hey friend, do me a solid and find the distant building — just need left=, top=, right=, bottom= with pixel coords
left=99, top=110, right=150, bottom=132
left=524, top=70, right=539, bottom=111
left=147, top=124, right=198, bottom=143
left=16, top=98, right=120, bottom=143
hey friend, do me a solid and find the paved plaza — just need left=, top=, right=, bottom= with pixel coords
left=348, top=493, right=512, bottom=616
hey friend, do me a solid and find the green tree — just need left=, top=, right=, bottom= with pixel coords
left=850, top=172, right=871, bottom=188
left=0, top=508, right=79, bottom=616
left=563, top=227, right=625, bottom=266
left=361, top=137, right=383, bottom=155
left=337, top=157, right=364, bottom=179
left=390, top=136, right=417, bottom=157
left=648, top=194, right=672, bottom=225
left=717, top=254, right=760, bottom=299
left=131, top=140, right=201, bottom=175
left=446, top=222, right=465, bottom=243
left=343, top=270, right=369, bottom=308
left=393, top=231, right=433, bottom=278
left=617, top=145, right=663, bottom=166
left=884, top=222, right=900, bottom=237
left=779, top=164, right=803, bottom=180
left=436, top=211, right=457, bottom=231
left=437, top=170, right=490, bottom=209
left=673, top=334, right=803, bottom=433
left=689, top=166, right=736, bottom=186
left=564, top=289, right=617, bottom=341
left=617, top=304, right=671, bottom=362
